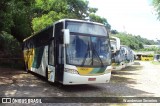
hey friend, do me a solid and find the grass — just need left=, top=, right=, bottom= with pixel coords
left=151, top=61, right=160, bottom=65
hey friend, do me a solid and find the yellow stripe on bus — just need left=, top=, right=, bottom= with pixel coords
left=23, top=48, right=35, bottom=70
left=77, top=67, right=93, bottom=75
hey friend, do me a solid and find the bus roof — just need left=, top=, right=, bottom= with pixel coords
left=23, top=25, right=53, bottom=42
left=57, top=19, right=104, bottom=26
left=23, top=19, right=105, bottom=42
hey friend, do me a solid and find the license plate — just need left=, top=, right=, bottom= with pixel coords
left=88, top=78, right=96, bottom=81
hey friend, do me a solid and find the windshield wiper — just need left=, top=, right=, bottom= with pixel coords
left=90, top=41, right=104, bottom=67
left=81, top=39, right=104, bottom=67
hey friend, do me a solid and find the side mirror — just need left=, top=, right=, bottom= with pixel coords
left=63, top=29, right=70, bottom=44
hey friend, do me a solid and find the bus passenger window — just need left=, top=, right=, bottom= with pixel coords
left=49, top=40, right=54, bottom=65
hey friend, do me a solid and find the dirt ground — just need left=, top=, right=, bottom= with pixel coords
left=0, top=61, right=160, bottom=106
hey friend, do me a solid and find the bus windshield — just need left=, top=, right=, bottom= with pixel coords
left=66, top=21, right=107, bottom=36
left=66, top=35, right=111, bottom=67
left=110, top=40, right=116, bottom=46
left=65, top=21, right=111, bottom=67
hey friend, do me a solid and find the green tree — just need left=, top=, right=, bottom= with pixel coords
left=0, top=32, right=21, bottom=57
left=32, top=0, right=99, bottom=32
left=89, top=14, right=111, bottom=30
left=111, top=30, right=118, bottom=34
left=0, top=0, right=13, bottom=33
left=0, top=0, right=110, bottom=42
left=111, top=32, right=157, bottom=50
left=153, top=0, right=160, bottom=19
left=32, top=11, right=66, bottom=32
left=0, top=0, right=34, bottom=42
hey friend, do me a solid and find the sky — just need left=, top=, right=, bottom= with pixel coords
left=88, top=0, right=160, bottom=40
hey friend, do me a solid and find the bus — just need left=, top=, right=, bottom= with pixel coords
left=154, top=54, right=160, bottom=62
left=110, top=37, right=125, bottom=71
left=23, top=19, right=112, bottom=85
left=141, top=54, right=153, bottom=61
left=121, top=45, right=134, bottom=66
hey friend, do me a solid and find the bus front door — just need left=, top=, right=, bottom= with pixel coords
left=48, top=39, right=56, bottom=82
left=54, top=22, right=64, bottom=82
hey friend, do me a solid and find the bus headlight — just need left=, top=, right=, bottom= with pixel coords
left=64, top=68, right=78, bottom=74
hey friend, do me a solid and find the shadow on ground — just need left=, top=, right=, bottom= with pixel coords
left=134, top=61, right=141, bottom=65
left=0, top=67, right=154, bottom=97
left=112, top=62, right=143, bottom=75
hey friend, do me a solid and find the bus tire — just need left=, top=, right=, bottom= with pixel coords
left=24, top=62, right=29, bottom=73
left=46, top=67, right=48, bottom=81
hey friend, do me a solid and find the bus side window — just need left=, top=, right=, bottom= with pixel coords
left=48, top=40, right=54, bottom=66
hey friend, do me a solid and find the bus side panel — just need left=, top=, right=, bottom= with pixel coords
left=24, top=46, right=48, bottom=77
left=141, top=56, right=153, bottom=61
left=31, top=46, right=48, bottom=77
left=23, top=48, right=35, bottom=71
left=32, top=46, right=45, bottom=69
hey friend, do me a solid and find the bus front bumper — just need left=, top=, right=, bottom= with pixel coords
left=112, top=65, right=122, bottom=71
left=126, top=61, right=134, bottom=66
left=62, top=72, right=111, bottom=85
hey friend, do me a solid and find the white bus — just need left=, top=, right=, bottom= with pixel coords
left=110, top=37, right=125, bottom=71
left=154, top=54, right=160, bottom=62
left=23, top=19, right=112, bottom=85
left=121, top=45, right=134, bottom=66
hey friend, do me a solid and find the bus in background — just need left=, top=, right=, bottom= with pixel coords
left=154, top=54, right=160, bottom=62
left=23, top=19, right=112, bottom=85
left=121, top=45, right=135, bottom=66
left=110, top=36, right=125, bottom=71
left=141, top=54, right=153, bottom=61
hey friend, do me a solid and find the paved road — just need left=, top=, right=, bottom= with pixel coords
left=0, top=61, right=160, bottom=105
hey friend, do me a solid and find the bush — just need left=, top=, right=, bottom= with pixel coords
left=0, top=31, right=24, bottom=69
left=0, top=31, right=22, bottom=58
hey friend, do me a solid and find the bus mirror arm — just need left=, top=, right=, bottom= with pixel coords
left=63, top=29, right=70, bottom=44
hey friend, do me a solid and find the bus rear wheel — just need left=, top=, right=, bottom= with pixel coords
left=46, top=67, right=48, bottom=81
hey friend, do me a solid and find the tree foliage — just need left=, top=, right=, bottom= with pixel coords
left=0, top=0, right=111, bottom=42
left=0, top=0, right=13, bottom=33
left=0, top=0, right=34, bottom=42
left=153, top=0, right=160, bottom=20
left=32, top=0, right=108, bottom=33
left=110, top=30, right=118, bottom=34
left=89, top=14, right=111, bottom=30
left=0, top=32, right=22, bottom=57
left=111, top=33, right=157, bottom=50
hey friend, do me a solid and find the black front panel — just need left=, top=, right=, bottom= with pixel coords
left=54, top=22, right=64, bottom=81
